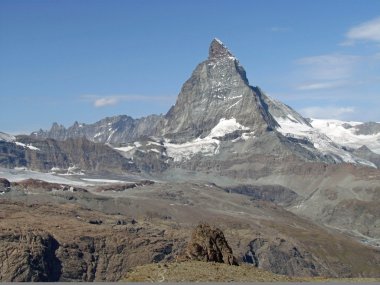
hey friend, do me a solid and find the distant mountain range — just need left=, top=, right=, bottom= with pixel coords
left=1, top=38, right=380, bottom=248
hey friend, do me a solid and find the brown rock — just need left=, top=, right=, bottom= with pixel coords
left=185, top=223, right=238, bottom=265
left=0, top=230, right=61, bottom=281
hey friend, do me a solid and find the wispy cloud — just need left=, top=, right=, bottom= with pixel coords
left=296, top=80, right=349, bottom=91
left=345, top=17, right=380, bottom=44
left=292, top=54, right=363, bottom=91
left=94, top=97, right=119, bottom=107
left=300, top=106, right=355, bottom=120
left=296, top=54, right=360, bottom=80
left=81, top=94, right=175, bottom=108
left=269, top=26, right=290, bottom=33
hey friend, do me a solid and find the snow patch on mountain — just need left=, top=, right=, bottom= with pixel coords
left=0, top=132, right=15, bottom=142
left=15, top=141, right=40, bottom=151
left=165, top=118, right=250, bottom=162
left=0, top=167, right=87, bottom=185
left=275, top=116, right=376, bottom=167
left=208, top=118, right=249, bottom=137
left=165, top=138, right=219, bottom=162
left=114, top=145, right=135, bottom=152
left=310, top=119, right=380, bottom=154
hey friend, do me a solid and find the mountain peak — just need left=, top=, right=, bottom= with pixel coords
left=209, top=38, right=234, bottom=59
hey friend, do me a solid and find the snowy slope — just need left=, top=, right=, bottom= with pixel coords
left=115, top=118, right=252, bottom=162
left=0, top=132, right=15, bottom=142
left=165, top=118, right=251, bottom=161
left=275, top=116, right=376, bottom=167
left=310, top=119, right=380, bottom=155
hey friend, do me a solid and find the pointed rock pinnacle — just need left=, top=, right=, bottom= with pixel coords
left=208, top=38, right=234, bottom=59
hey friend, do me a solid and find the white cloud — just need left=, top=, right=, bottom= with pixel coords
left=346, top=17, right=380, bottom=43
left=81, top=94, right=175, bottom=108
left=94, top=97, right=119, bottom=107
left=296, top=80, right=348, bottom=91
left=300, top=106, right=355, bottom=120
left=296, top=54, right=360, bottom=80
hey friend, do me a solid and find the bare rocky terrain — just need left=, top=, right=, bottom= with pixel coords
left=0, top=177, right=380, bottom=281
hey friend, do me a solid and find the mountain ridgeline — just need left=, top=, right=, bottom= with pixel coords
left=1, top=38, right=380, bottom=281
left=33, top=40, right=280, bottom=143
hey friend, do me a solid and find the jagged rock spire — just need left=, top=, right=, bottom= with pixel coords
left=208, top=38, right=234, bottom=59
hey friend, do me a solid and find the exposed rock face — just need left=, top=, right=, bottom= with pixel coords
left=352, top=122, right=380, bottom=136
left=352, top=145, right=380, bottom=168
left=0, top=136, right=138, bottom=174
left=0, top=141, right=28, bottom=169
left=185, top=223, right=238, bottom=265
left=243, top=236, right=328, bottom=277
left=32, top=114, right=164, bottom=144
left=0, top=201, right=182, bottom=282
left=163, top=39, right=278, bottom=142
left=0, top=230, right=61, bottom=281
left=225, top=184, right=299, bottom=207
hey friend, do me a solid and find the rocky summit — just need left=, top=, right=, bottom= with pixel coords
left=1, top=38, right=380, bottom=281
left=163, top=38, right=278, bottom=141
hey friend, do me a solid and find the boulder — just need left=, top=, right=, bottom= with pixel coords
left=185, top=223, right=238, bottom=265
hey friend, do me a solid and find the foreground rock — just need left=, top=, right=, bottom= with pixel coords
left=185, top=223, right=238, bottom=265
left=0, top=201, right=182, bottom=281
left=243, top=236, right=326, bottom=276
left=0, top=230, right=60, bottom=281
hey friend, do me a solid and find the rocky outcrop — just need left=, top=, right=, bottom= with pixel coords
left=0, top=141, right=28, bottom=169
left=0, top=230, right=61, bottom=281
left=32, top=114, right=164, bottom=144
left=185, top=223, right=238, bottom=265
left=224, top=184, right=299, bottom=206
left=0, top=201, right=182, bottom=282
left=0, top=136, right=139, bottom=174
left=243, top=236, right=328, bottom=277
left=352, top=122, right=380, bottom=136
left=352, top=145, right=380, bottom=168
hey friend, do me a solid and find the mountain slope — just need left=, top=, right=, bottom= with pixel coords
left=310, top=119, right=380, bottom=154
left=162, top=39, right=278, bottom=142
left=32, top=114, right=164, bottom=145
left=0, top=135, right=138, bottom=175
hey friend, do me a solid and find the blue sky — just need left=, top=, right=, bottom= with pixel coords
left=1, top=0, right=380, bottom=134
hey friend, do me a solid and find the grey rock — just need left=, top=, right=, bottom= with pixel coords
left=0, top=136, right=138, bottom=175
left=224, top=184, right=300, bottom=207
left=162, top=39, right=278, bottom=142
left=32, top=114, right=164, bottom=145
left=354, top=122, right=380, bottom=136
left=352, top=145, right=380, bottom=168
left=243, top=236, right=330, bottom=277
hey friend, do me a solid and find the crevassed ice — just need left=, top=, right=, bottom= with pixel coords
left=275, top=116, right=376, bottom=167
left=310, top=119, right=380, bottom=154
